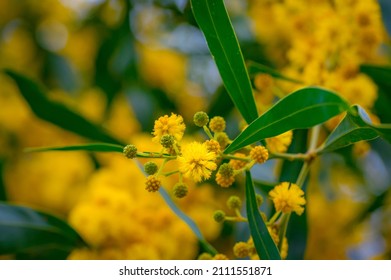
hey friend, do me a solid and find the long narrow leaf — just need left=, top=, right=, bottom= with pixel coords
left=0, top=203, right=86, bottom=259
left=245, top=171, right=281, bottom=260
left=4, top=69, right=123, bottom=145
left=190, top=0, right=258, bottom=124
left=25, top=143, right=124, bottom=153
left=225, top=86, right=350, bottom=154
left=321, top=105, right=391, bottom=153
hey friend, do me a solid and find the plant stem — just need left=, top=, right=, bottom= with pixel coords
left=277, top=125, right=321, bottom=251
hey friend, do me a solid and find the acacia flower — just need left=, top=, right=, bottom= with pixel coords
left=266, top=131, right=293, bottom=153
left=152, top=113, right=185, bottom=143
left=178, top=142, right=217, bottom=182
left=269, top=182, right=306, bottom=215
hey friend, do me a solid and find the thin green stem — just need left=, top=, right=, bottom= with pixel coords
left=221, top=154, right=251, bottom=161
left=162, top=170, right=180, bottom=177
left=203, top=125, right=214, bottom=139
left=267, top=210, right=281, bottom=225
left=137, top=152, right=176, bottom=159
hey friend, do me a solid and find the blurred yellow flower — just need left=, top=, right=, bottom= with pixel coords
left=178, top=142, right=217, bottom=182
left=269, top=182, right=306, bottom=215
left=266, top=130, right=293, bottom=153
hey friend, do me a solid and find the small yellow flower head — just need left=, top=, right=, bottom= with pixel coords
left=215, top=132, right=230, bottom=149
left=215, top=173, right=235, bottom=188
left=178, top=142, right=217, bottom=182
left=173, top=183, right=188, bottom=198
left=209, top=116, right=226, bottom=133
left=227, top=195, right=242, bottom=210
left=250, top=145, right=269, bottom=164
left=218, top=163, right=234, bottom=178
left=266, top=131, right=293, bottom=153
left=197, top=252, right=213, bottom=260
left=229, top=153, right=248, bottom=170
left=256, top=194, right=264, bottom=207
left=233, top=241, right=250, bottom=258
left=193, top=111, right=209, bottom=127
left=268, top=225, right=280, bottom=245
left=246, top=238, right=257, bottom=257
left=281, top=237, right=288, bottom=260
left=145, top=176, right=161, bottom=192
left=213, top=254, right=229, bottom=260
left=213, top=210, right=226, bottom=223
left=144, top=161, right=158, bottom=175
left=205, top=139, right=220, bottom=154
left=269, top=182, right=306, bottom=215
left=152, top=113, right=185, bottom=143
left=123, top=144, right=137, bottom=159
left=160, top=134, right=175, bottom=148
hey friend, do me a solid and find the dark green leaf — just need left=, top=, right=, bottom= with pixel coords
left=245, top=171, right=281, bottom=260
left=225, top=86, right=350, bottom=154
left=4, top=69, right=123, bottom=145
left=190, top=0, right=258, bottom=124
left=0, top=203, right=86, bottom=259
left=247, top=61, right=303, bottom=84
left=360, top=64, right=391, bottom=88
left=25, top=143, right=124, bottom=153
left=0, top=160, right=6, bottom=201
left=321, top=105, right=391, bottom=153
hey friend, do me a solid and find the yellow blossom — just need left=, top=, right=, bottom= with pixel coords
left=266, top=131, right=293, bottom=153
left=152, top=113, right=185, bottom=143
left=269, top=182, right=306, bottom=215
left=178, top=142, right=217, bottom=182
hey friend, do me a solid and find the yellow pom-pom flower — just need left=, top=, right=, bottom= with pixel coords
left=269, top=182, right=306, bottom=215
left=152, top=113, right=185, bottom=143
left=178, top=142, right=217, bottom=182
left=145, top=176, right=161, bottom=192
left=266, top=131, right=293, bottom=153
left=250, top=145, right=269, bottom=164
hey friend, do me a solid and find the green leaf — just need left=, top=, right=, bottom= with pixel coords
left=360, top=64, right=391, bottom=88
left=321, top=105, right=391, bottom=153
left=25, top=143, right=124, bottom=153
left=247, top=61, right=303, bottom=84
left=190, top=0, right=258, bottom=124
left=245, top=171, right=281, bottom=260
left=0, top=203, right=86, bottom=259
left=224, top=86, right=350, bottom=154
left=4, top=69, right=124, bottom=145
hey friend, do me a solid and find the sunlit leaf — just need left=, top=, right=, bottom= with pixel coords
left=245, top=171, right=281, bottom=260
left=247, top=61, right=303, bottom=84
left=4, top=69, right=123, bottom=145
left=190, top=0, right=258, bottom=124
left=0, top=203, right=86, bottom=259
left=225, top=87, right=349, bottom=154
left=321, top=105, right=391, bottom=153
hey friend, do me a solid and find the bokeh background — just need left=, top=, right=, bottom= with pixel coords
left=1, top=0, right=391, bottom=260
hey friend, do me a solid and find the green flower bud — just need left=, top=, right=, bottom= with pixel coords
left=193, top=111, right=209, bottom=127
left=218, top=163, right=234, bottom=178
left=213, top=210, right=226, bottom=223
left=123, top=144, right=137, bottom=159
left=160, top=134, right=175, bottom=148
left=227, top=195, right=242, bottom=210
left=173, top=183, right=188, bottom=198
left=144, top=161, right=158, bottom=175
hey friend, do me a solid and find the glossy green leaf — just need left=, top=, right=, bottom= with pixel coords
left=321, top=105, right=391, bottom=153
left=190, top=0, right=258, bottom=124
left=25, top=143, right=124, bottom=153
left=245, top=171, right=281, bottom=260
left=0, top=203, right=86, bottom=259
left=4, top=69, right=123, bottom=145
left=224, top=86, right=350, bottom=154
left=247, top=61, right=303, bottom=84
